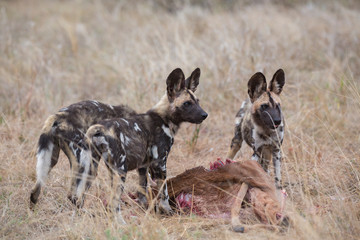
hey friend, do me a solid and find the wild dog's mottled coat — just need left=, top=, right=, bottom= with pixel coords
left=227, top=69, right=285, bottom=188
left=75, top=68, right=207, bottom=222
left=30, top=100, right=136, bottom=207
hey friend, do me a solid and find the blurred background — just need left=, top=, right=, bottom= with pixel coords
left=1, top=0, right=359, bottom=239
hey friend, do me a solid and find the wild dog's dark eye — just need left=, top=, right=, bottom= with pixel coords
left=261, top=104, right=269, bottom=110
left=183, top=101, right=192, bottom=107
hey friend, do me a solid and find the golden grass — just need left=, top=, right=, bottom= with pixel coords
left=1, top=0, right=360, bottom=239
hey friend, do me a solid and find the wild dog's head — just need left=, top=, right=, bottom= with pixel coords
left=248, top=69, right=285, bottom=130
left=164, top=68, right=208, bottom=125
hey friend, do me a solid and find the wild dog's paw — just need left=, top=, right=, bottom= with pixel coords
left=137, top=193, right=149, bottom=210
left=275, top=179, right=283, bottom=190
left=158, top=199, right=174, bottom=215
left=68, top=194, right=77, bottom=205
left=29, top=187, right=40, bottom=210
left=67, top=195, right=84, bottom=208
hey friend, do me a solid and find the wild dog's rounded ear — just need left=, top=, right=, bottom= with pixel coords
left=185, top=68, right=200, bottom=92
left=248, top=72, right=267, bottom=102
left=166, top=68, right=185, bottom=102
left=269, top=69, right=285, bottom=95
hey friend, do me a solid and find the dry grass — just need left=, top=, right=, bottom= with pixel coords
left=1, top=0, right=360, bottom=239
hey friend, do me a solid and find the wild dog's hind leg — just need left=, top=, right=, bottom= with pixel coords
left=137, top=167, right=149, bottom=209
left=30, top=134, right=60, bottom=208
left=62, top=141, right=82, bottom=205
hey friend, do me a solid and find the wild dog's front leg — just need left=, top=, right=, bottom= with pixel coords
left=150, top=160, right=173, bottom=215
left=227, top=133, right=242, bottom=160
left=272, top=149, right=282, bottom=189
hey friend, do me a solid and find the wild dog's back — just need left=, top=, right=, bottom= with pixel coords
left=54, top=100, right=136, bottom=133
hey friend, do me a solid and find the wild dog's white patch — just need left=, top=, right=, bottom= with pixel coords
left=120, top=133, right=125, bottom=145
left=92, top=136, right=108, bottom=147
left=124, top=136, right=131, bottom=146
left=121, top=118, right=129, bottom=126
left=251, top=153, right=260, bottom=162
left=273, top=150, right=282, bottom=180
left=152, top=146, right=158, bottom=159
left=36, top=142, right=54, bottom=185
left=69, top=141, right=81, bottom=158
left=108, top=104, right=114, bottom=110
left=240, top=100, right=246, bottom=109
left=119, top=154, right=126, bottom=171
left=274, top=159, right=281, bottom=178
left=162, top=125, right=173, bottom=138
left=235, top=117, right=241, bottom=126
left=91, top=100, right=99, bottom=107
left=134, top=123, right=141, bottom=132
left=91, top=100, right=103, bottom=111
left=69, top=141, right=75, bottom=152
left=76, top=149, right=92, bottom=199
left=162, top=183, right=169, bottom=200
left=120, top=133, right=131, bottom=146
left=158, top=183, right=171, bottom=213
left=160, top=162, right=166, bottom=172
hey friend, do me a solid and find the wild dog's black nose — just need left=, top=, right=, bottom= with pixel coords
left=202, top=112, right=208, bottom=120
left=274, top=119, right=281, bottom=126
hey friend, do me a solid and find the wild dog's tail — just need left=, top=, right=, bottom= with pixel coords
left=30, top=114, right=60, bottom=208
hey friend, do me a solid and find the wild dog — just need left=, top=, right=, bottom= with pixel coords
left=227, top=69, right=285, bottom=189
left=30, top=100, right=137, bottom=208
left=74, top=68, right=207, bottom=222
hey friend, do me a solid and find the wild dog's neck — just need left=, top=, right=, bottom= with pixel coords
left=150, top=94, right=180, bottom=136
